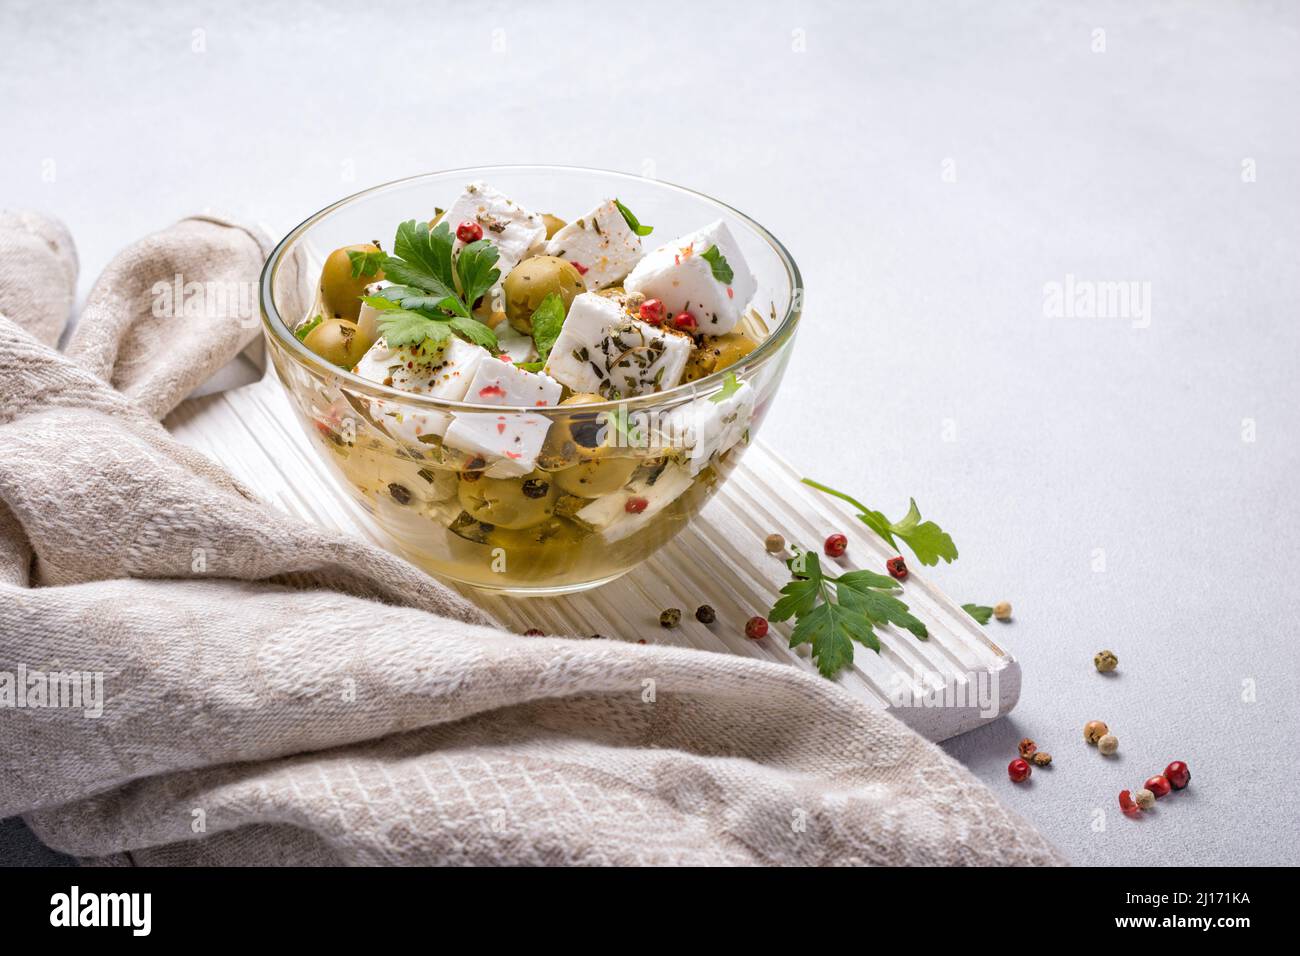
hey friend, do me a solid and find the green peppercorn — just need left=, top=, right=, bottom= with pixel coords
left=659, top=608, right=682, bottom=629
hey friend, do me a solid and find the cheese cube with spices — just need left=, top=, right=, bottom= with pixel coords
left=544, top=199, right=644, bottom=290
left=442, top=359, right=563, bottom=476
left=624, top=219, right=756, bottom=335
left=542, top=292, right=692, bottom=397
left=351, top=336, right=491, bottom=444
left=442, top=182, right=546, bottom=316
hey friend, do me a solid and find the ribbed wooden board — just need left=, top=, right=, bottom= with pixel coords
left=167, top=364, right=1018, bottom=741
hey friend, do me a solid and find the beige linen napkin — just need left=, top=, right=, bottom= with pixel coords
left=0, top=210, right=1066, bottom=866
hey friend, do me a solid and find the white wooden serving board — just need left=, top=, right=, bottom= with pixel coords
left=166, top=359, right=1018, bottom=742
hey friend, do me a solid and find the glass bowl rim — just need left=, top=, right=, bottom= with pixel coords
left=260, top=164, right=803, bottom=414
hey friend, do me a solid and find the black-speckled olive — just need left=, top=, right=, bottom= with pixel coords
left=320, top=243, right=384, bottom=322
left=303, top=318, right=374, bottom=368
left=502, top=256, right=584, bottom=334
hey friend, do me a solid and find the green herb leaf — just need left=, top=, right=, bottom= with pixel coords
left=449, top=315, right=498, bottom=351
left=513, top=360, right=545, bottom=372
left=529, top=292, right=567, bottom=363
left=700, top=244, right=734, bottom=284
left=294, top=314, right=323, bottom=341
left=962, top=604, right=994, bottom=625
left=375, top=308, right=453, bottom=351
left=709, top=371, right=742, bottom=403
left=614, top=198, right=653, bottom=237
left=801, top=479, right=958, bottom=567
left=381, top=220, right=466, bottom=317
left=455, top=239, right=501, bottom=311
left=768, top=547, right=928, bottom=678
left=368, top=286, right=461, bottom=316
left=347, top=248, right=384, bottom=279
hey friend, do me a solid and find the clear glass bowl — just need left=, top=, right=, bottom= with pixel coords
left=260, top=166, right=802, bottom=595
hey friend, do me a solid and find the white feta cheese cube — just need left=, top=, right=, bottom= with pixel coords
left=442, top=182, right=546, bottom=316
left=575, top=463, right=694, bottom=543
left=624, top=220, right=756, bottom=335
left=351, top=336, right=491, bottom=444
left=657, top=382, right=756, bottom=475
left=542, top=292, right=692, bottom=397
left=493, top=321, right=536, bottom=364
left=544, top=199, right=643, bottom=290
left=442, top=360, right=563, bottom=474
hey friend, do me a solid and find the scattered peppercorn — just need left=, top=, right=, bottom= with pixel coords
left=695, top=605, right=716, bottom=624
left=764, top=533, right=785, bottom=554
left=1094, top=649, right=1119, bottom=672
left=1031, top=751, right=1052, bottom=767
left=1118, top=789, right=1140, bottom=815
left=1008, top=758, right=1032, bottom=783
left=521, top=478, right=550, bottom=499
left=1084, top=720, right=1109, bottom=745
left=589, top=633, right=605, bottom=640
left=523, top=628, right=543, bottom=637
left=638, top=298, right=665, bottom=325
left=636, top=639, right=647, bottom=644
left=886, top=556, right=908, bottom=581
left=1134, top=788, right=1156, bottom=810
left=824, top=533, right=848, bottom=558
left=388, top=483, right=412, bottom=505
left=745, top=616, right=769, bottom=640
left=625, top=496, right=649, bottom=514
left=993, top=601, right=1012, bottom=621
left=672, top=311, right=698, bottom=332
left=1018, top=738, right=1038, bottom=759
left=456, top=220, right=483, bottom=243
left=659, top=608, right=682, bottom=629
left=1164, top=761, right=1191, bottom=790
left=1098, top=733, right=1119, bottom=756
left=1144, top=774, right=1171, bottom=799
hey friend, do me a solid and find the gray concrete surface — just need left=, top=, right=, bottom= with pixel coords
left=1, top=0, right=1296, bottom=866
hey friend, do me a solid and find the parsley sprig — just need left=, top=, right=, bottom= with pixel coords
left=614, top=199, right=653, bottom=236
left=802, top=479, right=958, bottom=566
left=962, top=604, right=994, bottom=624
left=770, top=549, right=927, bottom=678
left=364, top=219, right=501, bottom=352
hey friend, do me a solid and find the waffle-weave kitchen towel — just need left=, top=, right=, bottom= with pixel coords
left=0, top=210, right=1066, bottom=866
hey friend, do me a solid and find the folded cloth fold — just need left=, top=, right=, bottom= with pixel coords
left=0, top=211, right=1065, bottom=866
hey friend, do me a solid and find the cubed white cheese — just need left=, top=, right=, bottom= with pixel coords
left=442, top=359, right=563, bottom=475
left=575, top=462, right=694, bottom=543
left=542, top=292, right=692, bottom=397
left=656, top=382, right=756, bottom=475
left=351, top=336, right=491, bottom=444
left=443, top=182, right=546, bottom=316
left=544, top=199, right=643, bottom=291
left=624, top=219, right=756, bottom=335
left=493, top=321, right=536, bottom=364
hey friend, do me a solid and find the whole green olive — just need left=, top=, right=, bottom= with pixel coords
left=457, top=472, right=558, bottom=530
left=682, top=330, right=760, bottom=382
left=542, top=213, right=566, bottom=239
left=303, top=318, right=373, bottom=368
left=503, top=255, right=584, bottom=334
left=554, top=457, right=638, bottom=498
left=320, top=243, right=383, bottom=322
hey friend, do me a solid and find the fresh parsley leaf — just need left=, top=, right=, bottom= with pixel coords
left=801, top=479, right=958, bottom=567
left=700, top=244, right=734, bottom=285
left=709, top=371, right=742, bottom=403
left=347, top=248, right=384, bottom=279
left=381, top=220, right=466, bottom=317
left=529, top=292, right=567, bottom=363
left=962, top=604, right=994, bottom=625
left=369, top=286, right=461, bottom=316
left=455, top=239, right=501, bottom=311
left=790, top=601, right=871, bottom=677
left=614, top=198, right=653, bottom=237
left=769, top=547, right=928, bottom=678
left=449, top=315, right=498, bottom=351
left=294, top=314, right=323, bottom=341
left=513, top=360, right=545, bottom=372
left=375, top=306, right=453, bottom=351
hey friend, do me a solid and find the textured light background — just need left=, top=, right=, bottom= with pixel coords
left=1, top=0, right=1296, bottom=866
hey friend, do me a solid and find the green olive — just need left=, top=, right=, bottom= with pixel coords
left=542, top=214, right=566, bottom=239
left=303, top=319, right=373, bottom=368
left=554, top=457, right=638, bottom=497
left=541, top=393, right=637, bottom=494
left=320, top=243, right=383, bottom=322
left=457, top=472, right=558, bottom=530
left=503, top=255, right=584, bottom=334
left=682, top=330, right=760, bottom=382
